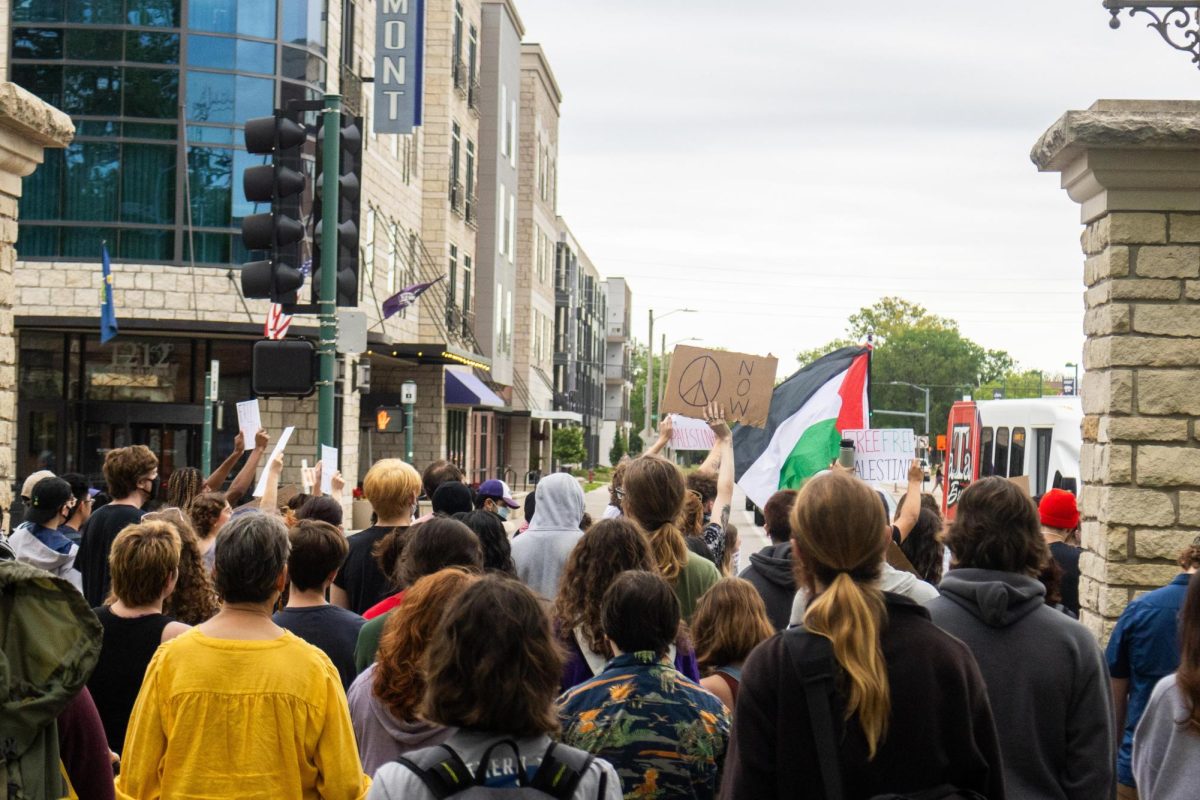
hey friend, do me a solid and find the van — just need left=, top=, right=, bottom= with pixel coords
left=942, top=397, right=1082, bottom=520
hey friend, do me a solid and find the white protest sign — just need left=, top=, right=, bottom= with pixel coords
left=669, top=414, right=716, bottom=451
left=253, top=425, right=295, bottom=497
left=321, top=445, right=338, bottom=494
left=235, top=399, right=261, bottom=450
left=842, top=428, right=916, bottom=485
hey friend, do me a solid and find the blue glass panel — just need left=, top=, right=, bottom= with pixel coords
left=124, top=68, right=178, bottom=119
left=77, top=119, right=118, bottom=136
left=66, top=28, right=122, bottom=60
left=12, top=28, right=63, bottom=60
left=124, top=121, right=177, bottom=139
left=13, top=0, right=65, bottom=23
left=64, top=142, right=119, bottom=221
left=281, top=0, right=324, bottom=50
left=126, top=31, right=179, bottom=64
left=62, top=226, right=117, bottom=258
left=65, top=0, right=121, bottom=24
left=17, top=226, right=58, bottom=257
left=237, top=39, right=274, bottom=75
left=21, top=148, right=61, bottom=220
left=11, top=64, right=63, bottom=108
left=232, top=149, right=270, bottom=222
left=233, top=75, right=273, bottom=124
left=186, top=124, right=234, bottom=144
left=126, top=0, right=178, bottom=27
left=187, top=145, right=232, bottom=227
left=184, top=232, right=231, bottom=264
left=187, top=34, right=234, bottom=68
left=188, top=0, right=235, bottom=34
left=63, top=66, right=121, bottom=116
left=186, top=70, right=234, bottom=123
left=236, top=0, right=275, bottom=39
left=120, top=143, right=175, bottom=223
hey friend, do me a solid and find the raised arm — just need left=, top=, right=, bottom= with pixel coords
left=203, top=431, right=245, bottom=492
left=644, top=415, right=674, bottom=457
left=225, top=428, right=269, bottom=506
left=258, top=450, right=285, bottom=516
left=893, top=459, right=924, bottom=543
left=701, top=402, right=734, bottom=563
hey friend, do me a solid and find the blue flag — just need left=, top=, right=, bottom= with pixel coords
left=100, top=244, right=118, bottom=344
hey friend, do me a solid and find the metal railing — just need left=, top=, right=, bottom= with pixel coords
left=450, top=181, right=465, bottom=215
left=465, top=194, right=478, bottom=227
left=340, top=65, right=363, bottom=117
left=453, top=61, right=469, bottom=96
left=468, top=78, right=481, bottom=116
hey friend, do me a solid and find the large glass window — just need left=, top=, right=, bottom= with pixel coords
left=124, top=68, right=178, bottom=118
left=189, top=0, right=274, bottom=39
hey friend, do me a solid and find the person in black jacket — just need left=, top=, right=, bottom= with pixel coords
left=738, top=489, right=797, bottom=629
left=722, top=470, right=1005, bottom=800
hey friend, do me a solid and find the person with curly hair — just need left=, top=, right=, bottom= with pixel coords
left=78, top=444, right=158, bottom=606
left=143, top=507, right=220, bottom=625
left=690, top=577, right=774, bottom=711
left=164, top=430, right=269, bottom=511
left=347, top=568, right=478, bottom=774
left=454, top=510, right=516, bottom=575
left=186, top=491, right=230, bottom=573
left=552, top=518, right=700, bottom=692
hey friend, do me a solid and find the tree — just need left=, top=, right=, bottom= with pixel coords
left=609, top=429, right=627, bottom=464
left=553, top=426, right=587, bottom=467
left=628, top=340, right=666, bottom=441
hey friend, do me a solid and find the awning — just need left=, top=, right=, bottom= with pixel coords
left=529, top=409, right=584, bottom=423
left=445, top=366, right=505, bottom=407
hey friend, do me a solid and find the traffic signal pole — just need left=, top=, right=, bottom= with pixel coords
left=318, top=94, right=342, bottom=458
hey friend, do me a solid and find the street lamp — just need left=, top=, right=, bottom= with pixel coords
left=644, top=308, right=696, bottom=441
left=882, top=381, right=932, bottom=436
left=1105, top=2, right=1200, bottom=69
left=1064, top=362, right=1079, bottom=397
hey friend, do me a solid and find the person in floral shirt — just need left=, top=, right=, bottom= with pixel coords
left=557, top=571, right=731, bottom=799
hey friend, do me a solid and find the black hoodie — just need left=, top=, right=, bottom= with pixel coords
left=928, top=568, right=1115, bottom=800
left=738, top=543, right=795, bottom=630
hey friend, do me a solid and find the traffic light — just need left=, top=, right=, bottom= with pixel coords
left=240, top=113, right=308, bottom=304
left=312, top=114, right=363, bottom=306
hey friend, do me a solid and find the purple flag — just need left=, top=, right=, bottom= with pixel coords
left=382, top=275, right=444, bottom=319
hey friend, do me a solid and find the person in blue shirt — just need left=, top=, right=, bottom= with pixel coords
left=1107, top=540, right=1200, bottom=799
left=8, top=476, right=82, bottom=591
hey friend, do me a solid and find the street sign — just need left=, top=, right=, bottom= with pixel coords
left=401, top=380, right=417, bottom=404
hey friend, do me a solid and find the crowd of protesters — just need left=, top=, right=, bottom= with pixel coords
left=3, top=400, right=1199, bottom=800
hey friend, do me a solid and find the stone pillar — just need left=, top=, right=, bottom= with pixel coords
left=1032, top=100, right=1200, bottom=640
left=0, top=83, right=73, bottom=518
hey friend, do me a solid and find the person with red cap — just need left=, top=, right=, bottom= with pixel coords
left=1039, top=488, right=1081, bottom=617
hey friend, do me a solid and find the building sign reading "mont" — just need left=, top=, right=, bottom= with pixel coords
left=374, top=0, right=425, bottom=134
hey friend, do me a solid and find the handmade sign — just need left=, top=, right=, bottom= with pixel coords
left=669, top=414, right=717, bottom=451
left=841, top=428, right=916, bottom=484
left=661, top=345, right=777, bottom=428
left=236, top=399, right=261, bottom=450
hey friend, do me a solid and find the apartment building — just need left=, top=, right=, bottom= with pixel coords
left=555, top=220, right=606, bottom=465
left=601, top=277, right=633, bottom=466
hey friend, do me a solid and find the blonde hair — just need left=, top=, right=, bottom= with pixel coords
left=623, top=456, right=688, bottom=582
left=364, top=459, right=422, bottom=520
left=791, top=470, right=890, bottom=759
left=109, top=520, right=181, bottom=607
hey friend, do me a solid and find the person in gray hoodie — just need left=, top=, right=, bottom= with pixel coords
left=927, top=477, right=1114, bottom=800
left=739, top=489, right=797, bottom=629
left=511, top=473, right=586, bottom=599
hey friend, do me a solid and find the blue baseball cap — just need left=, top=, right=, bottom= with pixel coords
left=477, top=479, right=519, bottom=509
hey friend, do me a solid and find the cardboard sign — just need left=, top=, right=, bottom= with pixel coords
left=669, top=414, right=716, bottom=451
left=842, top=428, right=916, bottom=485
left=661, top=345, right=777, bottom=428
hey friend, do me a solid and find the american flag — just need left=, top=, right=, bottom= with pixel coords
left=262, top=260, right=310, bottom=340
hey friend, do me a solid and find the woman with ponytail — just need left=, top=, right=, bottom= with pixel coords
left=722, top=470, right=1005, bottom=799
left=622, top=454, right=719, bottom=621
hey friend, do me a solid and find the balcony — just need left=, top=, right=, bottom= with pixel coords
left=468, top=78, right=481, bottom=117
left=453, top=61, right=469, bottom=98
left=450, top=180, right=465, bottom=216
left=606, top=323, right=626, bottom=342
left=605, top=363, right=631, bottom=384
left=465, top=194, right=479, bottom=228
left=340, top=65, right=363, bottom=117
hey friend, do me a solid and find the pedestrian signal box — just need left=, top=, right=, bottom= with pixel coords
left=252, top=339, right=316, bottom=397
left=376, top=406, right=404, bottom=432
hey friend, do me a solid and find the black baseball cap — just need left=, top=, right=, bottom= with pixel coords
left=25, top=477, right=74, bottom=526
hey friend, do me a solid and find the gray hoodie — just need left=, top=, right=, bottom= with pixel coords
left=7, top=522, right=82, bottom=591
left=928, top=568, right=1115, bottom=800
left=510, top=474, right=585, bottom=599
left=347, top=663, right=453, bottom=776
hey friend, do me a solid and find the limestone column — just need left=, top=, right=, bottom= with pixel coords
left=0, top=83, right=73, bottom=518
left=1032, top=100, right=1200, bottom=640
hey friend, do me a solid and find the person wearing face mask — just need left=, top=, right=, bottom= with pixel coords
left=8, top=476, right=84, bottom=590
left=474, top=479, right=520, bottom=522
left=78, top=444, right=159, bottom=606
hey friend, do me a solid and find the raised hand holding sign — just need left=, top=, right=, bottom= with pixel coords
left=661, top=345, right=777, bottom=428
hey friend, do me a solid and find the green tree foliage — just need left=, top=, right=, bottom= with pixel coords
left=796, top=298, right=1018, bottom=440
left=609, top=429, right=628, bottom=464
left=553, top=426, right=588, bottom=466
left=628, top=341, right=665, bottom=444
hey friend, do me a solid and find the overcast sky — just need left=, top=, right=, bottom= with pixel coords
left=511, top=0, right=1200, bottom=379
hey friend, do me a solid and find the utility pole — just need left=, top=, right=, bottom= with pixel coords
left=658, top=332, right=666, bottom=416
left=643, top=308, right=654, bottom=443
left=317, top=93, right=341, bottom=458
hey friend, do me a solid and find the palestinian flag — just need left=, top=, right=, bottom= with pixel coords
left=735, top=346, right=871, bottom=508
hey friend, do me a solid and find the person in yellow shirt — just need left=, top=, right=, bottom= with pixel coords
left=116, top=507, right=371, bottom=799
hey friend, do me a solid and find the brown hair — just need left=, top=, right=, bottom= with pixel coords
left=686, top=470, right=718, bottom=505
left=791, top=470, right=890, bottom=759
left=601, top=570, right=680, bottom=659
left=397, top=517, right=482, bottom=587
left=166, top=467, right=203, bottom=510
left=109, top=520, right=182, bottom=607
left=1179, top=541, right=1200, bottom=571
left=679, top=491, right=705, bottom=537
left=288, top=520, right=349, bottom=592
left=554, top=518, right=656, bottom=657
left=421, top=459, right=464, bottom=500
left=371, top=525, right=410, bottom=590
left=945, top=477, right=1047, bottom=576
left=718, top=522, right=740, bottom=577
left=608, top=461, right=628, bottom=508
left=423, top=575, right=563, bottom=737
left=103, top=445, right=158, bottom=499
left=623, top=455, right=689, bottom=582
left=187, top=491, right=227, bottom=539
left=364, top=459, right=421, bottom=521
left=691, top=577, right=774, bottom=674
left=374, top=568, right=479, bottom=721
left=763, top=490, right=798, bottom=544
left=1175, top=569, right=1200, bottom=734
left=297, top=495, right=344, bottom=527
left=144, top=507, right=220, bottom=624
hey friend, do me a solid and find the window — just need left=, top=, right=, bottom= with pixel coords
left=448, top=244, right=458, bottom=309
left=462, top=254, right=472, bottom=315
left=1035, top=429, right=1053, bottom=496
left=1010, top=428, right=1026, bottom=478
left=505, top=289, right=513, bottom=353
left=467, top=24, right=478, bottom=85
left=465, top=139, right=475, bottom=207
left=534, top=228, right=543, bottom=281
left=393, top=222, right=407, bottom=290
left=452, top=1, right=463, bottom=70
left=508, top=97, right=517, bottom=168
left=450, top=122, right=461, bottom=201
left=500, top=85, right=508, bottom=159
left=994, top=427, right=1010, bottom=479
left=979, top=427, right=994, bottom=478
left=386, top=219, right=397, bottom=293
left=497, top=184, right=507, bottom=257
left=495, top=290, right=503, bottom=349
left=507, top=193, right=516, bottom=264
left=362, top=206, right=375, bottom=293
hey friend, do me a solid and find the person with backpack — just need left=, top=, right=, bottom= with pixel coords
left=367, top=575, right=621, bottom=799
left=722, top=470, right=1005, bottom=799
left=558, top=571, right=731, bottom=799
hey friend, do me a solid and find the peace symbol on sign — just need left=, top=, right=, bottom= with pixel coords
left=677, top=356, right=722, bottom=408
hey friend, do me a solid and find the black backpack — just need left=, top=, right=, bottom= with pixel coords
left=784, top=627, right=988, bottom=800
left=395, top=738, right=607, bottom=799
